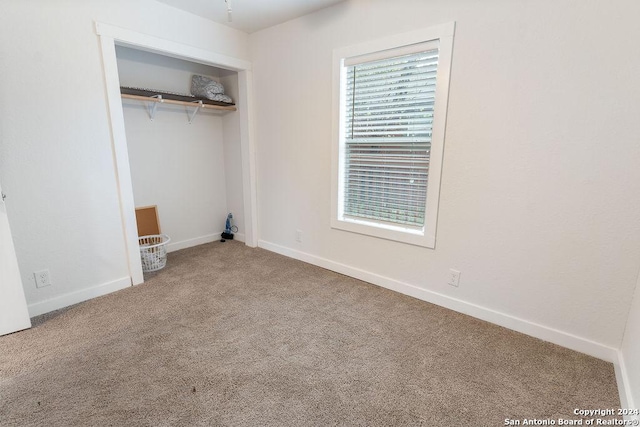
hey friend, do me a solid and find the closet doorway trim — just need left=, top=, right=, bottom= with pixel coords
left=95, top=22, right=258, bottom=286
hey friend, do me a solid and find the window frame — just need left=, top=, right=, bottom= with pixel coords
left=331, top=22, right=455, bottom=248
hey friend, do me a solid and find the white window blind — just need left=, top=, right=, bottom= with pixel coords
left=343, top=47, right=440, bottom=227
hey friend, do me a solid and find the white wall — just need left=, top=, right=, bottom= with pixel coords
left=116, top=46, right=227, bottom=95
left=249, top=0, right=640, bottom=353
left=0, top=0, right=248, bottom=313
left=621, top=273, right=640, bottom=409
left=117, top=47, right=243, bottom=250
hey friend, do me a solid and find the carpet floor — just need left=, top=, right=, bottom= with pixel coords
left=0, top=241, right=621, bottom=426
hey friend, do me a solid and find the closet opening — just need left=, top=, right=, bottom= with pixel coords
left=96, top=22, right=257, bottom=286
left=117, top=46, right=245, bottom=259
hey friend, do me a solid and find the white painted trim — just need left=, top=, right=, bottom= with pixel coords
left=167, top=233, right=221, bottom=253
left=258, top=239, right=619, bottom=362
left=616, top=351, right=638, bottom=417
left=330, top=22, right=456, bottom=249
left=98, top=35, right=144, bottom=286
left=95, top=22, right=251, bottom=71
left=27, top=277, right=131, bottom=318
left=95, top=21, right=259, bottom=285
left=333, top=22, right=456, bottom=62
left=238, top=70, right=258, bottom=248
left=165, top=232, right=245, bottom=252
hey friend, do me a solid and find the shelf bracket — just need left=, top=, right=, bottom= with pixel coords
left=187, top=100, right=203, bottom=124
left=146, top=95, right=162, bottom=120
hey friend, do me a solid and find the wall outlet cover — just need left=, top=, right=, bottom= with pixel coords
left=34, top=269, right=52, bottom=288
left=448, top=269, right=461, bottom=287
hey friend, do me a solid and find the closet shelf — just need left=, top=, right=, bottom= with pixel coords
left=122, top=94, right=236, bottom=112
left=121, top=93, right=236, bottom=123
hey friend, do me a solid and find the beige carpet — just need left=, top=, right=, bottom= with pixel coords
left=0, top=241, right=620, bottom=426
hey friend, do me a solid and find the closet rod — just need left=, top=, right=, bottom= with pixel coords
left=121, top=94, right=237, bottom=112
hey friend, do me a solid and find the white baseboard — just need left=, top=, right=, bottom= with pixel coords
left=167, top=232, right=246, bottom=253
left=258, top=240, right=619, bottom=363
left=167, top=233, right=221, bottom=253
left=616, top=351, right=638, bottom=415
left=27, top=277, right=131, bottom=318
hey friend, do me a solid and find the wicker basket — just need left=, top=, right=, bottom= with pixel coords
left=139, top=234, right=171, bottom=272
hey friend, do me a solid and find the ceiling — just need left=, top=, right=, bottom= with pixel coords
left=156, top=0, right=345, bottom=34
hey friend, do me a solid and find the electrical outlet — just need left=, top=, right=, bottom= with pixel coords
left=447, top=269, right=461, bottom=287
left=295, top=229, right=303, bottom=243
left=34, top=269, right=51, bottom=288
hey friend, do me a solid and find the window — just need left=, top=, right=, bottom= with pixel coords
left=331, top=23, right=455, bottom=248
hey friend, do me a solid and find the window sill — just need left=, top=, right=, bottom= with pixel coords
left=331, top=216, right=435, bottom=249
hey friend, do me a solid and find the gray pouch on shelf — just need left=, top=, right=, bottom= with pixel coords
left=191, top=75, right=225, bottom=99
